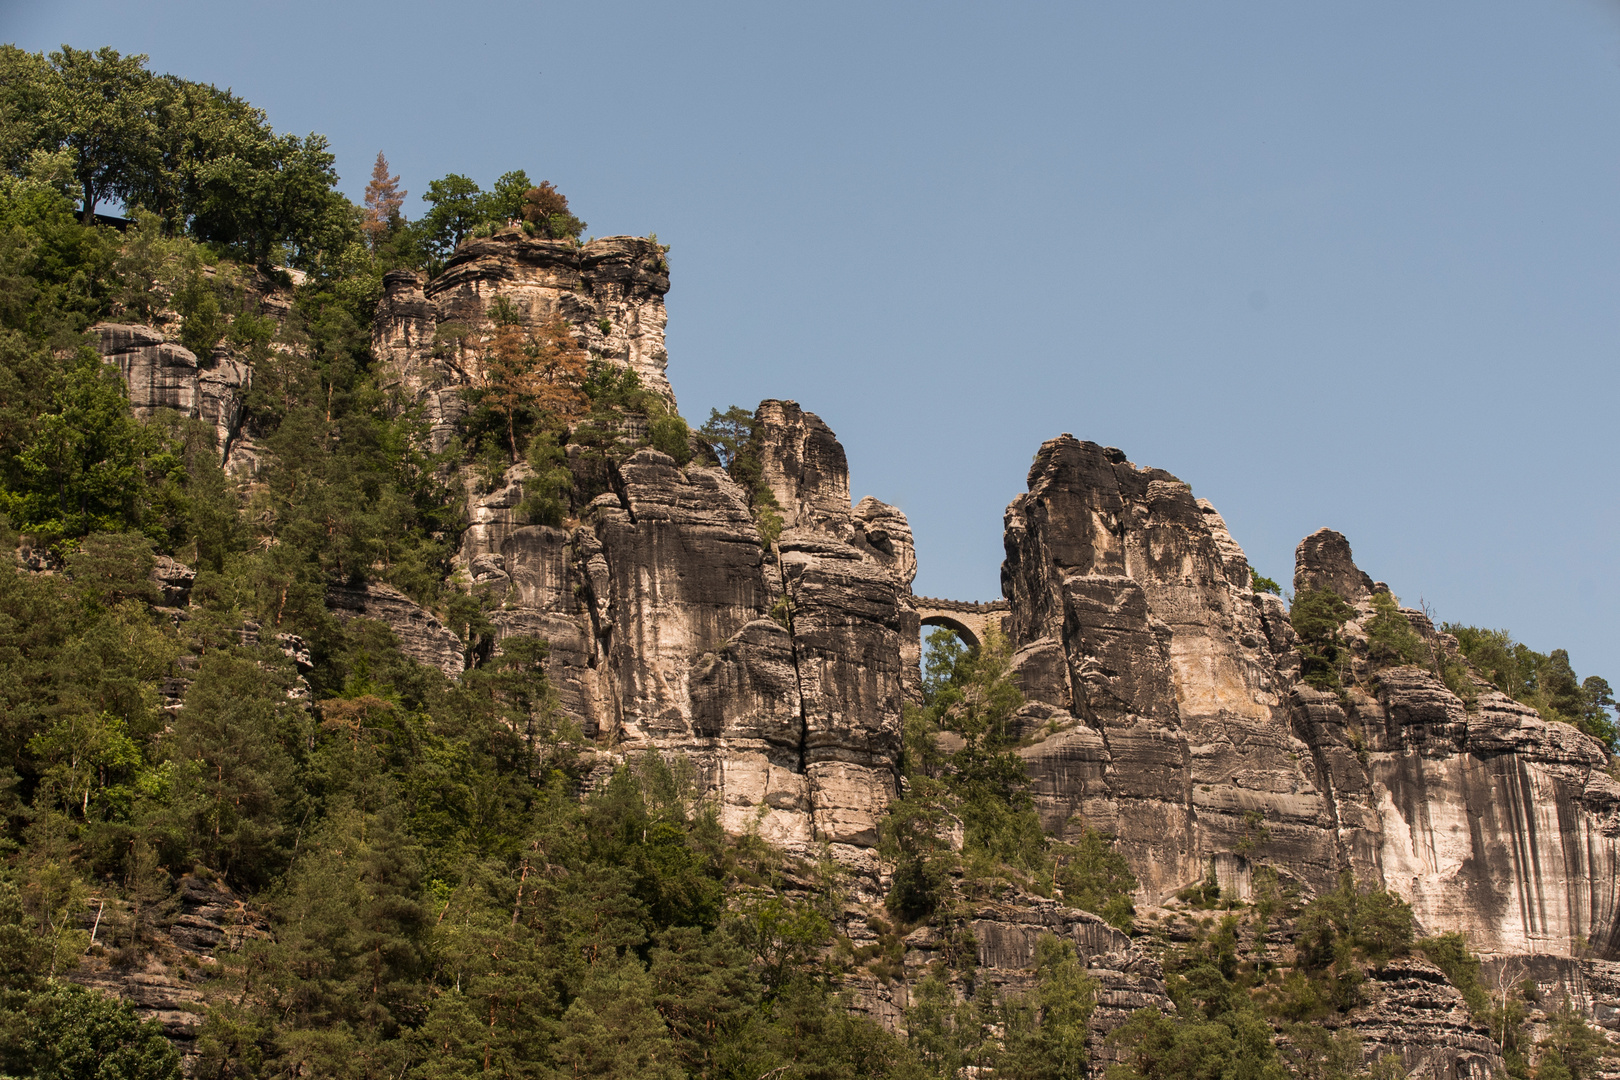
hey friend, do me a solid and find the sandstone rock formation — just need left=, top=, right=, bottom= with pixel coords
left=1001, top=435, right=1330, bottom=900
left=92, top=323, right=253, bottom=469
left=70, top=873, right=270, bottom=1070
left=373, top=234, right=673, bottom=450
left=327, top=580, right=466, bottom=677
left=992, top=432, right=1620, bottom=1070
left=89, top=224, right=1620, bottom=1070
left=446, top=398, right=918, bottom=861
left=999, top=435, right=1620, bottom=953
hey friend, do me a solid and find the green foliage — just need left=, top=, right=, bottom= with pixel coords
left=1445, top=624, right=1617, bottom=750
left=417, top=173, right=484, bottom=262
left=1289, top=872, right=1414, bottom=1012
left=484, top=169, right=534, bottom=224
left=649, top=412, right=693, bottom=465
left=1104, top=1005, right=1288, bottom=1080
left=1538, top=995, right=1610, bottom=1080
left=0, top=352, right=192, bottom=552
left=1175, top=863, right=1223, bottom=910
left=1052, top=823, right=1137, bottom=931
left=1365, top=591, right=1425, bottom=668
left=1250, top=570, right=1281, bottom=595
left=7, top=981, right=182, bottom=1080
left=516, top=430, right=574, bottom=527
left=997, top=935, right=1098, bottom=1080
left=1420, top=932, right=1489, bottom=1016
left=0, top=169, right=118, bottom=343
left=884, top=626, right=1047, bottom=923
left=1290, top=588, right=1355, bottom=691
left=0, top=46, right=352, bottom=265
left=696, top=405, right=786, bottom=547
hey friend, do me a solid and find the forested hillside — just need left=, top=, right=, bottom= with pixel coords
left=2, top=44, right=1617, bottom=1080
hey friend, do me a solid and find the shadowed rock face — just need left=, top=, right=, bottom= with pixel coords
left=1002, top=435, right=1334, bottom=900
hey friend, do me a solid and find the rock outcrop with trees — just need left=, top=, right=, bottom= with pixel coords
left=2, top=42, right=1618, bottom=1080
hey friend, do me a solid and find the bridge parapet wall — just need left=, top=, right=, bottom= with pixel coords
left=912, top=595, right=1009, bottom=649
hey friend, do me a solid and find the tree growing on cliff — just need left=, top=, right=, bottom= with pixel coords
left=521, top=180, right=586, bottom=240
left=41, top=46, right=162, bottom=223
left=418, top=172, right=484, bottom=260
left=1290, top=589, right=1355, bottom=691
left=480, top=309, right=589, bottom=461
left=1444, top=625, right=1618, bottom=751
left=362, top=151, right=406, bottom=251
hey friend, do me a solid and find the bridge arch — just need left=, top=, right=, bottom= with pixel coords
left=912, top=596, right=1011, bottom=653
left=920, top=612, right=985, bottom=651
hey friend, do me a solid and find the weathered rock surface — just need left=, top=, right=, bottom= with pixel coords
left=997, top=432, right=1620, bottom=961
left=1001, top=435, right=1339, bottom=901
left=373, top=235, right=673, bottom=450
left=455, top=399, right=917, bottom=858
left=92, top=323, right=252, bottom=467
left=70, top=874, right=269, bottom=1068
left=326, top=580, right=466, bottom=676
left=991, top=432, right=1620, bottom=1066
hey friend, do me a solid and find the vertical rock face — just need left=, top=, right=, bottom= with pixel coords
left=371, top=234, right=674, bottom=451
left=92, top=324, right=253, bottom=468
left=473, top=400, right=915, bottom=857
left=1000, top=433, right=1620, bottom=966
left=1002, top=435, right=1336, bottom=900
left=755, top=400, right=852, bottom=531
left=1294, top=527, right=1375, bottom=601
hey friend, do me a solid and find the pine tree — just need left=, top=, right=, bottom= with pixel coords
left=363, top=152, right=406, bottom=252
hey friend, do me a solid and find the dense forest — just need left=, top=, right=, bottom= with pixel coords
left=0, top=45, right=1615, bottom=1080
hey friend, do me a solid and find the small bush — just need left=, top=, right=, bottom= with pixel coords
left=1419, top=932, right=1488, bottom=1016
left=647, top=413, right=692, bottom=465
left=752, top=485, right=784, bottom=549
left=1251, top=570, right=1281, bottom=595
left=1176, top=864, right=1222, bottom=910
left=516, top=430, right=574, bottom=526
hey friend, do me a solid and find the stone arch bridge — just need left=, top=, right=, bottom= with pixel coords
left=912, top=596, right=1010, bottom=651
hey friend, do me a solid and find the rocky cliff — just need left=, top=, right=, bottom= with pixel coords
left=996, top=434, right=1620, bottom=1072
left=373, top=234, right=674, bottom=450
left=1000, top=434, right=1620, bottom=957
left=90, top=233, right=1620, bottom=1073
left=475, top=400, right=917, bottom=864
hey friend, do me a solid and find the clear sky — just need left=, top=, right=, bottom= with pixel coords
left=7, top=1, right=1620, bottom=683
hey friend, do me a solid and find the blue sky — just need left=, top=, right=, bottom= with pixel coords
left=7, top=1, right=1620, bottom=683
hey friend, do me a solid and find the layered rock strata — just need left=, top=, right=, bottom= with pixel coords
left=462, top=400, right=916, bottom=860
left=373, top=234, right=673, bottom=451
left=92, top=323, right=253, bottom=469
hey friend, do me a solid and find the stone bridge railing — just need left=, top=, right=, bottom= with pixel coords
left=911, top=595, right=1010, bottom=649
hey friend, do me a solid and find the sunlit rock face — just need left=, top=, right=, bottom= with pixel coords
left=999, top=433, right=1620, bottom=965
left=1001, top=435, right=1336, bottom=901
left=372, top=235, right=673, bottom=451
left=455, top=399, right=916, bottom=860
left=92, top=323, right=253, bottom=470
